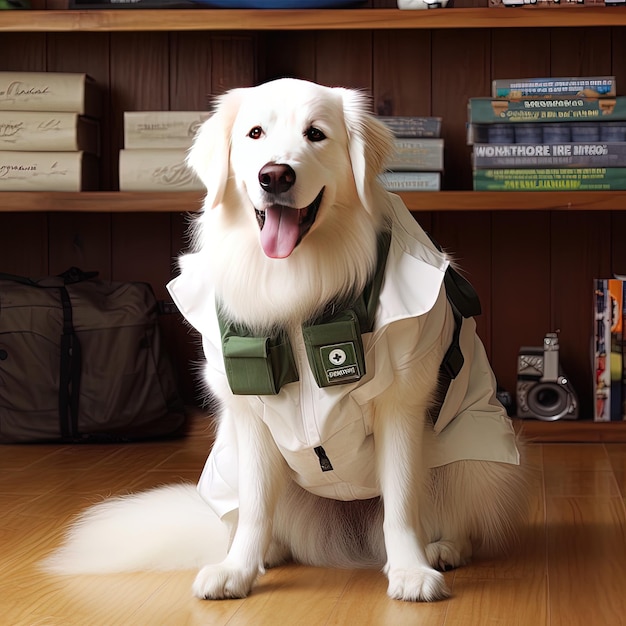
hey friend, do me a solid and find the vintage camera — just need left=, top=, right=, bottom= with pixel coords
left=516, top=332, right=578, bottom=421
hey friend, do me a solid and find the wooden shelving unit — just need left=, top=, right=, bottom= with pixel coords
left=3, top=190, right=626, bottom=213
left=2, top=7, right=626, bottom=442
left=1, top=7, right=626, bottom=32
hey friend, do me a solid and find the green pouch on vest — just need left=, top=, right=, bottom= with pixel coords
left=222, top=330, right=298, bottom=395
left=302, top=310, right=366, bottom=388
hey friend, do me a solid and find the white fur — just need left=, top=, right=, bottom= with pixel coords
left=43, top=78, right=527, bottom=602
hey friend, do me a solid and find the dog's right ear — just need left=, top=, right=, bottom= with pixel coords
left=186, top=89, right=244, bottom=209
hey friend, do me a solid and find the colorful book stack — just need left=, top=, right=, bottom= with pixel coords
left=467, top=76, right=626, bottom=191
left=0, top=72, right=101, bottom=191
left=119, top=111, right=208, bottom=191
left=377, top=116, right=443, bottom=191
left=593, top=278, right=626, bottom=422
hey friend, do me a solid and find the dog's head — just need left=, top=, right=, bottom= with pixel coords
left=187, top=78, right=394, bottom=260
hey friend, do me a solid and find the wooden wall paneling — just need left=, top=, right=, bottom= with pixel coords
left=611, top=213, right=626, bottom=276
left=209, top=34, right=258, bottom=95
left=611, top=27, right=626, bottom=91
left=490, top=212, right=552, bottom=400
left=259, top=31, right=316, bottom=83
left=169, top=33, right=213, bottom=110
left=490, top=28, right=551, bottom=84
left=431, top=29, right=490, bottom=191
left=47, top=213, right=112, bottom=280
left=549, top=27, right=612, bottom=77
left=550, top=211, right=611, bottom=420
left=0, top=34, right=46, bottom=71
left=314, top=31, right=373, bottom=89
left=432, top=212, right=493, bottom=356
left=0, top=214, right=49, bottom=276
left=372, top=30, right=431, bottom=117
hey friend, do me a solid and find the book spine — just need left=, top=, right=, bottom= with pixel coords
left=468, top=122, right=626, bottom=145
left=0, top=151, right=98, bottom=191
left=124, top=111, right=210, bottom=149
left=388, top=138, right=444, bottom=172
left=377, top=116, right=442, bottom=138
left=492, top=76, right=616, bottom=99
left=472, top=167, right=626, bottom=191
left=119, top=149, right=203, bottom=192
left=472, top=142, right=626, bottom=168
left=468, top=97, right=626, bottom=124
left=594, top=279, right=611, bottom=422
left=0, top=72, right=100, bottom=117
left=609, top=279, right=623, bottom=421
left=0, top=112, right=99, bottom=154
left=379, top=171, right=440, bottom=191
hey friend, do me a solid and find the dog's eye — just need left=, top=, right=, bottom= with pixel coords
left=305, top=126, right=326, bottom=142
left=248, top=126, right=263, bottom=140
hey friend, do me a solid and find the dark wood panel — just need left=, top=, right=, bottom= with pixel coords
left=210, top=34, right=258, bottom=94
left=549, top=27, right=612, bottom=76
left=372, top=30, right=431, bottom=117
left=169, top=32, right=214, bottom=110
left=0, top=34, right=46, bottom=70
left=47, top=213, right=112, bottom=280
left=491, top=28, right=550, bottom=81
left=260, top=31, right=316, bottom=83
left=490, top=212, right=552, bottom=399
left=315, top=31, right=373, bottom=89
left=431, top=29, right=490, bottom=191
left=550, top=211, right=611, bottom=420
left=0, top=214, right=49, bottom=276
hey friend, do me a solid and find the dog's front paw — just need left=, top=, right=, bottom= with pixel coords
left=386, top=567, right=450, bottom=602
left=192, top=563, right=258, bottom=600
left=426, top=540, right=468, bottom=572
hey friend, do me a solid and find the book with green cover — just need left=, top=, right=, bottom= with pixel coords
left=473, top=167, right=626, bottom=191
left=468, top=97, right=626, bottom=124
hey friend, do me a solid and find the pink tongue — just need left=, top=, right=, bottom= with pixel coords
left=260, top=205, right=301, bottom=259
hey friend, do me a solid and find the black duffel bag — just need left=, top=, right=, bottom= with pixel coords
left=0, top=267, right=186, bottom=443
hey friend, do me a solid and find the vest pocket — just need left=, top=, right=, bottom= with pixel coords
left=222, top=334, right=298, bottom=395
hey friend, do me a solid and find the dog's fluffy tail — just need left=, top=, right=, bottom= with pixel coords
left=42, top=484, right=229, bottom=574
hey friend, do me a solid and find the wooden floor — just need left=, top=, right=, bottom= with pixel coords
left=2, top=416, right=626, bottom=626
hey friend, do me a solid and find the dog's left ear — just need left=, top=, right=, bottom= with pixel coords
left=187, top=88, right=244, bottom=209
left=339, top=88, right=395, bottom=213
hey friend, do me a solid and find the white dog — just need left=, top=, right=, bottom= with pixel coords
left=45, top=78, right=526, bottom=603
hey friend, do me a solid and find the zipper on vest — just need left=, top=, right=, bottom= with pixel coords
left=314, top=446, right=334, bottom=472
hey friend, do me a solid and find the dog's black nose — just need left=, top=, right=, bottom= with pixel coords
left=258, top=163, right=296, bottom=194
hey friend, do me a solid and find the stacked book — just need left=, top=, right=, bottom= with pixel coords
left=467, top=76, right=626, bottom=191
left=119, top=111, right=208, bottom=191
left=593, top=278, right=626, bottom=422
left=377, top=116, right=443, bottom=191
left=0, top=71, right=101, bottom=191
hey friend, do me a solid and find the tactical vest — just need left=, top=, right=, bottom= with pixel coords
left=217, top=230, right=481, bottom=410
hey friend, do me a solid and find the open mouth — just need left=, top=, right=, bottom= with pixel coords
left=255, top=187, right=324, bottom=259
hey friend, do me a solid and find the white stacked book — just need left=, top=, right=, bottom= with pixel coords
left=377, top=116, right=444, bottom=191
left=0, top=72, right=100, bottom=191
left=119, top=111, right=208, bottom=191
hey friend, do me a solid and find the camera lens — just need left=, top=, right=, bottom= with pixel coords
left=527, top=382, right=570, bottom=421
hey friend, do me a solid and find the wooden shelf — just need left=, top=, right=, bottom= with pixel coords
left=1, top=7, right=626, bottom=33
left=2, top=190, right=626, bottom=213
left=517, top=418, right=626, bottom=443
